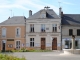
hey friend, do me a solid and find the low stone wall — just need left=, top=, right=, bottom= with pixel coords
left=63, top=49, right=80, bottom=54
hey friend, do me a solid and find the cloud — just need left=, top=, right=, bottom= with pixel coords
left=13, top=0, right=59, bottom=12
left=0, top=0, right=59, bottom=12
left=62, top=2, right=76, bottom=5
left=0, top=0, right=59, bottom=22
left=58, top=0, right=76, bottom=5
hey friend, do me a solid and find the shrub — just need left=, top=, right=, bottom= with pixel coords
left=0, top=54, right=26, bottom=60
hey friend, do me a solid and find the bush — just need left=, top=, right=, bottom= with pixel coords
left=0, top=48, right=52, bottom=52
left=0, top=54, right=26, bottom=60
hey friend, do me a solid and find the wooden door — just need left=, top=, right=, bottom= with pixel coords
left=41, top=38, right=45, bottom=50
left=52, top=38, right=57, bottom=50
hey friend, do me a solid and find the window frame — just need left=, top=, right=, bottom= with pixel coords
left=41, top=24, right=45, bottom=32
left=69, top=29, right=73, bottom=36
left=77, top=29, right=80, bottom=36
left=2, top=27, right=6, bottom=38
left=41, top=13, right=46, bottom=18
left=30, top=38, right=34, bottom=47
left=30, top=24, right=34, bottom=32
left=15, top=27, right=21, bottom=37
left=52, top=24, right=57, bottom=32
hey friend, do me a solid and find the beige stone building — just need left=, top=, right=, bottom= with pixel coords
left=0, top=16, right=26, bottom=51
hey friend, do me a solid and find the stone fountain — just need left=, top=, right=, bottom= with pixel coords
left=61, top=35, right=80, bottom=55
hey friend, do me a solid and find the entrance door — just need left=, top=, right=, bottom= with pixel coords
left=16, top=41, right=20, bottom=49
left=2, top=40, right=6, bottom=52
left=52, top=38, right=57, bottom=50
left=41, top=38, right=45, bottom=50
left=2, top=43, right=5, bottom=51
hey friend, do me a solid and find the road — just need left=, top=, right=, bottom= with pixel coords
left=3, top=51, right=80, bottom=60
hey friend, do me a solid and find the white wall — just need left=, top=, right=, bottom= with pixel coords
left=26, top=19, right=61, bottom=33
left=62, top=26, right=80, bottom=36
left=62, top=26, right=80, bottom=49
left=26, top=19, right=61, bottom=49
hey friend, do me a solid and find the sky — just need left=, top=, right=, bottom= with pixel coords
left=0, top=0, right=80, bottom=23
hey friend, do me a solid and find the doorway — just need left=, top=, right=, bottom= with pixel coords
left=41, top=38, right=45, bottom=50
left=2, top=40, right=6, bottom=52
left=52, top=38, right=57, bottom=50
left=16, top=41, right=20, bottom=49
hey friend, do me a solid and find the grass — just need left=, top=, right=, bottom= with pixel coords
left=0, top=54, right=26, bottom=60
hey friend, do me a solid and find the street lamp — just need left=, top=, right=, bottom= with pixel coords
left=71, top=35, right=75, bottom=49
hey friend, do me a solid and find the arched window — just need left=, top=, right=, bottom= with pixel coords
left=2, top=27, right=6, bottom=37
left=16, top=27, right=21, bottom=37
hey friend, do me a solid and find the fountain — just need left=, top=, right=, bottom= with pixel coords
left=61, top=35, right=80, bottom=55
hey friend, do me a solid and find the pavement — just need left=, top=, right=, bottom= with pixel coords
left=3, top=51, right=80, bottom=60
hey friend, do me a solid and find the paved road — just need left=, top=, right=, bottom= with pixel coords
left=4, top=51, right=80, bottom=60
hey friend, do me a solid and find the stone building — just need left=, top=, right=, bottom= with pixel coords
left=61, top=11, right=80, bottom=49
left=0, top=16, right=26, bottom=51
left=26, top=7, right=61, bottom=50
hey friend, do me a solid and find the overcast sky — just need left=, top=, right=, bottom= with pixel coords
left=0, top=0, right=80, bottom=23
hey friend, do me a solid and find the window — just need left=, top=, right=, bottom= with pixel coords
left=52, top=24, right=57, bottom=32
left=75, top=41, right=78, bottom=47
left=16, top=28, right=21, bottom=37
left=77, top=29, right=80, bottom=36
left=69, top=29, right=73, bottom=36
left=2, top=28, right=6, bottom=37
left=30, top=24, right=34, bottom=32
left=41, top=24, right=45, bottom=32
left=65, top=40, right=70, bottom=49
left=41, top=14, right=46, bottom=18
left=30, top=38, right=34, bottom=47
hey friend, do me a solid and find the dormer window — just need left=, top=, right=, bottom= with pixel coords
left=40, top=9, right=46, bottom=18
left=41, top=13, right=46, bottom=18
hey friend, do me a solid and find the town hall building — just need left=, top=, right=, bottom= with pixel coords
left=26, top=7, right=61, bottom=50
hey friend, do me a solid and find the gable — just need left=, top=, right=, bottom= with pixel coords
left=28, top=9, right=59, bottom=19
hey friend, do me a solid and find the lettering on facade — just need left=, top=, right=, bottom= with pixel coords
left=7, top=39, right=14, bottom=41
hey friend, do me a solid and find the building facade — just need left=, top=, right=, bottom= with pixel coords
left=61, top=12, right=80, bottom=49
left=0, top=16, right=26, bottom=51
left=26, top=8, right=61, bottom=50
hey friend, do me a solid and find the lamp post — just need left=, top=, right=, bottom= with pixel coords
left=71, top=35, right=75, bottom=49
left=24, top=17, right=26, bottom=49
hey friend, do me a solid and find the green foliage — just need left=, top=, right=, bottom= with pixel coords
left=0, top=48, right=52, bottom=52
left=0, top=54, right=26, bottom=60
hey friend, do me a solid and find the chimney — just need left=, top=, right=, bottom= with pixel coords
left=29, top=10, right=32, bottom=17
left=61, top=11, right=63, bottom=17
left=59, top=7, right=62, bottom=18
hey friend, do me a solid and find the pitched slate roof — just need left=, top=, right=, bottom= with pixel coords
left=28, top=9, right=59, bottom=19
left=62, top=14, right=80, bottom=25
left=0, top=16, right=26, bottom=25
